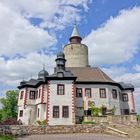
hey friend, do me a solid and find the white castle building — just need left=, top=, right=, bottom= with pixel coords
left=17, top=24, right=135, bottom=125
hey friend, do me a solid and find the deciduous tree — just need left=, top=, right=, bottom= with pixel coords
left=0, top=90, right=18, bottom=121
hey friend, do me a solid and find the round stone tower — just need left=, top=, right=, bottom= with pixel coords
left=64, top=23, right=89, bottom=67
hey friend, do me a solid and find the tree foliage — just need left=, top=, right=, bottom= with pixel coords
left=0, top=90, right=18, bottom=121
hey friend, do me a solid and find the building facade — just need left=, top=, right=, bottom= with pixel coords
left=17, top=24, right=135, bottom=125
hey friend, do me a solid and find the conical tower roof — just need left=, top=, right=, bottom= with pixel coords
left=70, top=24, right=80, bottom=38
left=69, top=22, right=82, bottom=43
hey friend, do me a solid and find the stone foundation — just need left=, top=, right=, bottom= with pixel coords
left=0, top=125, right=105, bottom=136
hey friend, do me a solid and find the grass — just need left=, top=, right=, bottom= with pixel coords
left=0, top=135, right=15, bottom=140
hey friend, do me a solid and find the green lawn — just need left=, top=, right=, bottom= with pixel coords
left=0, top=135, right=15, bottom=140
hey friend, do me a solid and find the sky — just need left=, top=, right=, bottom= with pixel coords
left=0, top=0, right=140, bottom=113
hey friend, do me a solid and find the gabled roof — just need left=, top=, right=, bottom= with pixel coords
left=67, top=67, right=115, bottom=83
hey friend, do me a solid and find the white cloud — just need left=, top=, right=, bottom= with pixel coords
left=0, top=52, right=55, bottom=86
left=133, top=64, right=140, bottom=72
left=103, top=66, right=140, bottom=88
left=0, top=0, right=92, bottom=57
left=1, top=0, right=91, bottom=30
left=83, top=7, right=140, bottom=65
left=0, top=2, right=56, bottom=56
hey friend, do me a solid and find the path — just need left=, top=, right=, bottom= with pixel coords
left=17, top=134, right=135, bottom=140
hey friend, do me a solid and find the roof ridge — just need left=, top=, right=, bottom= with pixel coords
left=97, top=67, right=108, bottom=82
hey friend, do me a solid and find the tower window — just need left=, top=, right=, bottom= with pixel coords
left=57, top=84, right=65, bottom=95
left=19, top=110, right=23, bottom=117
left=85, top=88, right=91, bottom=98
left=62, top=106, right=69, bottom=118
left=20, top=91, right=24, bottom=99
left=53, top=106, right=59, bottom=118
left=100, top=88, right=106, bottom=98
left=112, top=89, right=117, bottom=99
left=76, top=88, right=82, bottom=97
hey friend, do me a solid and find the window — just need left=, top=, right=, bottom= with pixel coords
left=29, top=91, right=36, bottom=99
left=53, top=106, right=59, bottom=118
left=102, top=107, right=107, bottom=115
left=84, top=110, right=91, bottom=116
left=85, top=88, right=91, bottom=98
left=122, top=93, right=128, bottom=102
left=35, top=91, right=38, bottom=99
left=100, top=88, right=106, bottom=98
left=57, top=84, right=65, bottom=95
left=124, top=109, right=129, bottom=115
left=76, top=88, right=82, bottom=97
left=112, top=89, right=117, bottom=99
left=38, top=89, right=41, bottom=98
left=19, top=110, right=23, bottom=117
left=62, top=106, right=69, bottom=118
left=20, top=91, right=24, bottom=99
left=37, top=108, right=40, bottom=118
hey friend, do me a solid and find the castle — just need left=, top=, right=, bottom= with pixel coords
left=17, top=23, right=135, bottom=125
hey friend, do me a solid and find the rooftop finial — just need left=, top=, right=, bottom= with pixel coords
left=43, top=64, right=45, bottom=70
left=74, top=17, right=77, bottom=26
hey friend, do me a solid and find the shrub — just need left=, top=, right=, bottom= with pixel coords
left=82, top=121, right=96, bottom=125
left=36, top=120, right=48, bottom=125
left=0, top=118, right=19, bottom=125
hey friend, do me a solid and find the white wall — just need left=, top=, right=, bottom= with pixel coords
left=18, top=88, right=26, bottom=106
left=75, top=84, right=121, bottom=115
left=36, top=104, right=46, bottom=121
left=120, top=90, right=135, bottom=114
left=48, top=80, right=75, bottom=125
left=18, top=105, right=36, bottom=125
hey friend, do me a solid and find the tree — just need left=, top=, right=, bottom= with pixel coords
left=0, top=90, right=18, bottom=121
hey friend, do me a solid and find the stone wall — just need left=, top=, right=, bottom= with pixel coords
left=84, top=114, right=137, bottom=125
left=108, top=114, right=137, bottom=125
left=0, top=124, right=105, bottom=136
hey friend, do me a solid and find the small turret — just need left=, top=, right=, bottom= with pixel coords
left=38, top=66, right=49, bottom=79
left=55, top=52, right=66, bottom=71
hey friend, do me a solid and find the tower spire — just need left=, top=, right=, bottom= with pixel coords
left=69, top=19, right=82, bottom=44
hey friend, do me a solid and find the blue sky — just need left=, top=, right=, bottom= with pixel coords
left=0, top=0, right=140, bottom=112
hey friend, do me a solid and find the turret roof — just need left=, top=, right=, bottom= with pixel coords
left=71, top=24, right=80, bottom=38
